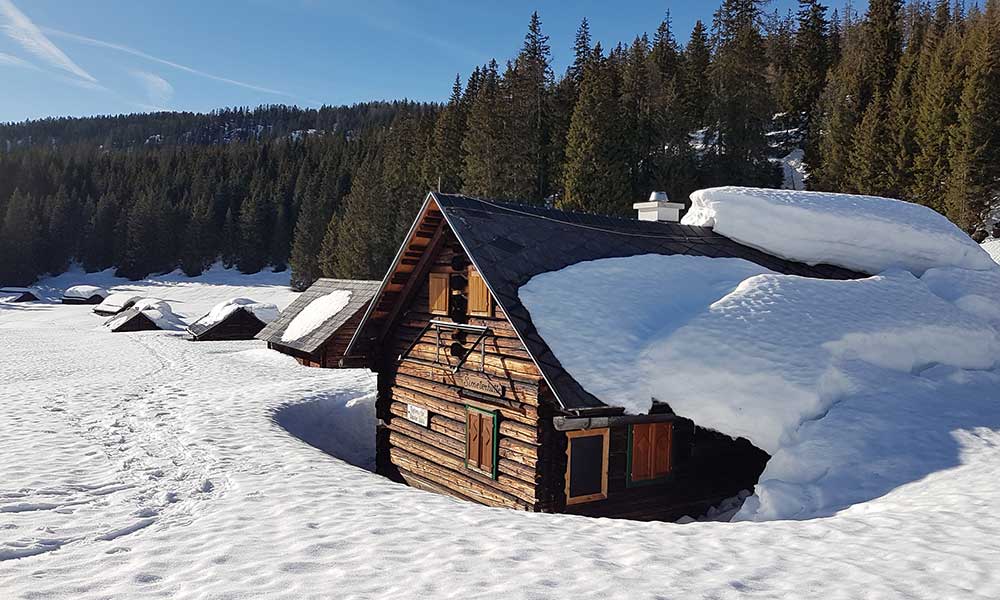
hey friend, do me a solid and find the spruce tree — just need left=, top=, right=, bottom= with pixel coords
left=559, top=47, right=631, bottom=215
left=848, top=92, right=893, bottom=195
left=461, top=61, right=505, bottom=197
left=945, top=2, right=1000, bottom=232
left=0, top=189, right=43, bottom=285
left=423, top=75, right=467, bottom=194
left=792, top=0, right=831, bottom=127
left=683, top=20, right=712, bottom=127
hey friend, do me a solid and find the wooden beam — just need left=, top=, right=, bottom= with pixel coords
left=378, top=218, right=446, bottom=341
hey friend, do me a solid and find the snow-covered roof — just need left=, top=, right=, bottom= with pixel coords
left=93, top=293, right=143, bottom=314
left=64, top=285, right=108, bottom=299
left=105, top=299, right=184, bottom=331
left=682, top=187, right=995, bottom=275
left=256, top=279, right=380, bottom=354
left=982, top=238, right=1000, bottom=265
left=187, top=298, right=279, bottom=337
left=520, top=253, right=1000, bottom=520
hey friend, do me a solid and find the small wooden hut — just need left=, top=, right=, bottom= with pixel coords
left=188, top=299, right=278, bottom=341
left=0, top=288, right=39, bottom=302
left=62, top=285, right=108, bottom=305
left=256, top=279, right=380, bottom=367
left=347, top=192, right=862, bottom=522
left=93, top=293, right=142, bottom=316
left=105, top=299, right=181, bottom=333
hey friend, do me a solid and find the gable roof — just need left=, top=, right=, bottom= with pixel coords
left=256, top=278, right=380, bottom=354
left=351, top=192, right=862, bottom=413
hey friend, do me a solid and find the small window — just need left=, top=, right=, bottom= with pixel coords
left=465, top=406, right=499, bottom=478
left=467, top=270, right=492, bottom=317
left=565, top=428, right=609, bottom=505
left=429, top=272, right=449, bottom=315
left=628, top=422, right=673, bottom=485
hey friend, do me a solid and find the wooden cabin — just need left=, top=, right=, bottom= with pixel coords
left=104, top=299, right=180, bottom=333
left=188, top=300, right=278, bottom=341
left=347, top=192, right=860, bottom=522
left=105, top=307, right=161, bottom=332
left=62, top=285, right=107, bottom=305
left=0, top=288, right=39, bottom=302
left=256, top=279, right=380, bottom=368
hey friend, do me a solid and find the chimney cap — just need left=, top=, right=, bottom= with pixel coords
left=649, top=191, right=669, bottom=202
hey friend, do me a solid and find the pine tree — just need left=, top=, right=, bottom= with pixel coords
left=504, top=12, right=554, bottom=202
left=559, top=47, right=631, bottom=215
left=911, top=24, right=962, bottom=212
left=707, top=0, right=780, bottom=186
left=180, top=192, right=216, bottom=276
left=423, top=75, right=467, bottom=193
left=848, top=92, right=893, bottom=195
left=866, top=0, right=904, bottom=101
left=945, top=2, right=1000, bottom=232
left=236, top=187, right=272, bottom=274
left=792, top=0, right=831, bottom=127
left=461, top=61, right=505, bottom=197
left=683, top=20, right=712, bottom=127
left=0, top=189, right=43, bottom=285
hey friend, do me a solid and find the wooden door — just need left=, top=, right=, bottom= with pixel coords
left=630, top=422, right=672, bottom=484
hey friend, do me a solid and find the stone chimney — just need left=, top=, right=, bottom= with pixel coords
left=633, top=191, right=684, bottom=223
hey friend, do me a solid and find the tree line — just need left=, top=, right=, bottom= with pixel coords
left=1, top=0, right=997, bottom=289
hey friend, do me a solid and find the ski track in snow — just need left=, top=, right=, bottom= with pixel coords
left=0, top=270, right=999, bottom=598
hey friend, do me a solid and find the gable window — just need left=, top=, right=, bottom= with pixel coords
left=465, top=406, right=499, bottom=478
left=628, top=422, right=673, bottom=485
left=467, top=270, right=492, bottom=317
left=565, top=428, right=609, bottom=505
left=429, top=272, right=449, bottom=315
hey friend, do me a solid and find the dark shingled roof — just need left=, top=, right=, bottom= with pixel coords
left=256, top=278, right=380, bottom=354
left=187, top=305, right=269, bottom=339
left=429, top=193, right=861, bottom=412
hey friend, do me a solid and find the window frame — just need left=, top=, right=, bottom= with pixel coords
left=564, top=428, right=610, bottom=505
left=626, top=422, right=673, bottom=488
left=464, top=405, right=500, bottom=480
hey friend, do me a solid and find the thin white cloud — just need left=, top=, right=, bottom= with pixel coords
left=0, top=50, right=38, bottom=70
left=131, top=70, right=174, bottom=105
left=45, top=27, right=314, bottom=102
left=0, top=0, right=96, bottom=82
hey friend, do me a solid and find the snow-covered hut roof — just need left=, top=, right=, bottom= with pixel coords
left=105, top=299, right=183, bottom=332
left=63, top=285, right=108, bottom=300
left=347, top=192, right=862, bottom=413
left=256, top=279, right=379, bottom=354
left=93, top=293, right=143, bottom=315
left=188, top=298, right=279, bottom=339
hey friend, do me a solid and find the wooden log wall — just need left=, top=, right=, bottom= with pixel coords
left=321, top=303, right=370, bottom=367
left=378, top=230, right=566, bottom=512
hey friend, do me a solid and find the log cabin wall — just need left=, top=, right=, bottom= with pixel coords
left=377, top=228, right=565, bottom=511
left=321, top=304, right=370, bottom=368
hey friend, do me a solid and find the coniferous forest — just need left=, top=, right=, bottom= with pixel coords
left=1, top=0, right=998, bottom=289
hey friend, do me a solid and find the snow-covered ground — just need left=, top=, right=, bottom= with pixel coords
left=2, top=259, right=1000, bottom=597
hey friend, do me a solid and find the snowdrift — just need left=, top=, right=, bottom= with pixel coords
left=521, top=255, right=1000, bottom=521
left=682, top=187, right=995, bottom=275
left=64, top=284, right=108, bottom=299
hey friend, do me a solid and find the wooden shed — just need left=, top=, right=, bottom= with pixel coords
left=188, top=299, right=278, bottom=341
left=0, top=288, right=39, bottom=302
left=256, top=279, right=380, bottom=368
left=104, top=299, right=181, bottom=333
left=347, top=192, right=862, bottom=522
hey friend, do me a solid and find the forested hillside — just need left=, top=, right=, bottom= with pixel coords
left=1, top=0, right=998, bottom=289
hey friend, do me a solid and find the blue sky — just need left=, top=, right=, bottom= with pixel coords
left=0, top=0, right=860, bottom=123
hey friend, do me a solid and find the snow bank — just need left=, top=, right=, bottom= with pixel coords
left=94, top=293, right=142, bottom=312
left=682, top=187, right=995, bottom=275
left=281, top=290, right=352, bottom=342
left=105, top=299, right=185, bottom=331
left=194, top=297, right=279, bottom=328
left=64, top=284, right=108, bottom=299
left=520, top=254, right=1000, bottom=520
left=983, top=238, right=1000, bottom=265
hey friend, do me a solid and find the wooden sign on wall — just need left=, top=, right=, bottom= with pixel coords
left=405, top=403, right=429, bottom=427
left=454, top=371, right=505, bottom=398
